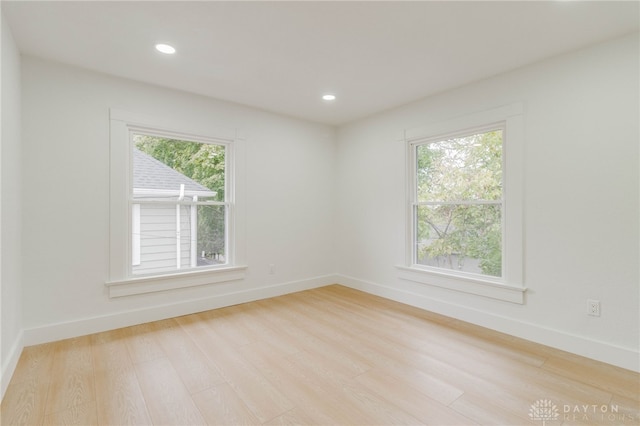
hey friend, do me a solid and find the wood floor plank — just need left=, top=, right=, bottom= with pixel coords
left=450, top=393, right=538, bottom=425
left=354, top=368, right=478, bottom=425
left=254, top=297, right=374, bottom=377
left=133, top=357, right=206, bottom=425
left=122, top=322, right=165, bottom=364
left=191, top=383, right=260, bottom=425
left=176, top=313, right=295, bottom=423
left=0, top=375, right=50, bottom=426
left=200, top=307, right=254, bottom=347
left=278, top=291, right=415, bottom=371
left=230, top=303, right=302, bottom=357
left=147, top=318, right=225, bottom=394
left=356, top=365, right=463, bottom=406
left=93, top=366, right=151, bottom=426
left=0, top=342, right=54, bottom=425
left=44, top=336, right=95, bottom=416
left=286, top=349, right=424, bottom=425
left=236, top=340, right=358, bottom=425
left=91, top=329, right=152, bottom=426
left=332, top=379, right=425, bottom=425
left=91, top=329, right=133, bottom=374
left=264, top=407, right=330, bottom=426
left=8, top=343, right=55, bottom=384
left=42, top=400, right=98, bottom=426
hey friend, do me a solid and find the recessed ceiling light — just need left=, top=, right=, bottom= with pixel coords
left=155, top=43, right=176, bottom=54
left=322, top=94, right=336, bottom=101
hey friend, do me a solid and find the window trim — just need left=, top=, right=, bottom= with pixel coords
left=106, top=265, right=248, bottom=298
left=108, top=108, right=246, bottom=297
left=398, top=103, right=526, bottom=303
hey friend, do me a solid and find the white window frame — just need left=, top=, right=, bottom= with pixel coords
left=397, top=103, right=526, bottom=303
left=107, top=109, right=247, bottom=298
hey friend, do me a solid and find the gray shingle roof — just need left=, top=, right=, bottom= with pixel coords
left=133, top=148, right=216, bottom=196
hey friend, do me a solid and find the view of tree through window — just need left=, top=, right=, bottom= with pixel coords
left=415, top=129, right=503, bottom=277
left=132, top=134, right=227, bottom=275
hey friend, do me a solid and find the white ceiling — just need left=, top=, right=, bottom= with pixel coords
left=3, top=1, right=639, bottom=126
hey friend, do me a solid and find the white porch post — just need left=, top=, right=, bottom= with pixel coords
left=190, top=195, right=198, bottom=267
left=176, top=184, right=185, bottom=269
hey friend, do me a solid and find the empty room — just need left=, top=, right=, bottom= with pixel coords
left=1, top=1, right=638, bottom=425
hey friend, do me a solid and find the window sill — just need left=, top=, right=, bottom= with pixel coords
left=106, top=265, right=248, bottom=298
left=395, top=265, right=526, bottom=304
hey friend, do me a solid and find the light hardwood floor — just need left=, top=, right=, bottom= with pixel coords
left=1, top=285, right=638, bottom=425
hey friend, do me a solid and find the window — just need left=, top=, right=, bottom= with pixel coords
left=414, top=127, right=503, bottom=278
left=131, top=134, right=228, bottom=276
left=108, top=109, right=246, bottom=297
left=399, top=104, right=525, bottom=303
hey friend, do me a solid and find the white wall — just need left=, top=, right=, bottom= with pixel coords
left=335, top=34, right=639, bottom=371
left=20, top=56, right=336, bottom=342
left=1, top=11, right=23, bottom=398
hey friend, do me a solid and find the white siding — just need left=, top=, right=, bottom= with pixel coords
left=132, top=204, right=192, bottom=275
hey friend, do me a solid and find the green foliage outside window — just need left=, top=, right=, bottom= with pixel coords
left=416, top=130, right=502, bottom=277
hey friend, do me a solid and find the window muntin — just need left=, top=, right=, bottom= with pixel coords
left=131, top=134, right=229, bottom=276
left=413, top=127, right=504, bottom=278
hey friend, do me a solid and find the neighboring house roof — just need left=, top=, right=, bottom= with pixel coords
left=133, top=148, right=217, bottom=197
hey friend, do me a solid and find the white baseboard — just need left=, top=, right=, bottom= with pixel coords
left=1, top=330, right=24, bottom=401
left=17, top=272, right=639, bottom=374
left=336, top=274, right=640, bottom=373
left=23, top=274, right=337, bottom=347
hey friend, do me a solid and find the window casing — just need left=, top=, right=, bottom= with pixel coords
left=399, top=104, right=525, bottom=303
left=108, top=109, right=246, bottom=297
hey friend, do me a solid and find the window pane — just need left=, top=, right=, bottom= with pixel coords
left=416, top=203, right=502, bottom=277
left=197, top=204, right=227, bottom=266
left=133, top=135, right=225, bottom=202
left=132, top=203, right=226, bottom=275
left=416, top=130, right=502, bottom=203
left=131, top=134, right=227, bottom=274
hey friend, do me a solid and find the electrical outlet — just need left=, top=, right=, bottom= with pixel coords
left=269, top=264, right=275, bottom=274
left=587, top=299, right=601, bottom=317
